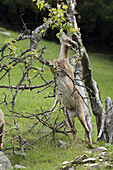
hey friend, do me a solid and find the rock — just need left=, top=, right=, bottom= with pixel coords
left=98, top=153, right=102, bottom=159
left=61, top=161, right=70, bottom=165
left=85, top=150, right=92, bottom=154
left=68, top=167, right=74, bottom=170
left=74, top=155, right=88, bottom=164
left=101, top=151, right=107, bottom=156
left=104, top=161, right=113, bottom=168
left=0, top=151, right=13, bottom=169
left=99, top=159, right=103, bottom=163
left=82, top=158, right=96, bottom=163
left=88, top=163, right=100, bottom=169
left=95, top=146, right=108, bottom=152
left=14, top=164, right=26, bottom=169
left=60, top=161, right=70, bottom=169
left=58, top=140, right=70, bottom=149
left=98, top=151, right=107, bottom=160
left=83, top=163, right=100, bottom=169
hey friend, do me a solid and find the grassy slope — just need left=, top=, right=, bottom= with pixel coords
left=89, top=52, right=113, bottom=101
left=0, top=29, right=113, bottom=169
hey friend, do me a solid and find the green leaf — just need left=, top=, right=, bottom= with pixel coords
left=40, top=2, right=43, bottom=10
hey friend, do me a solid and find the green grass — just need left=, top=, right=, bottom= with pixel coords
left=0, top=28, right=113, bottom=169
left=89, top=52, right=113, bottom=102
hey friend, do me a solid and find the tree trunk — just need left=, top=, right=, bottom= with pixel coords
left=67, top=0, right=93, bottom=139
left=67, top=0, right=105, bottom=140
left=70, top=56, right=93, bottom=139
left=76, top=61, right=93, bottom=139
left=82, top=53, right=105, bottom=140
left=104, top=97, right=113, bottom=143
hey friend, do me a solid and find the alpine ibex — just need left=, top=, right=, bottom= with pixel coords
left=51, top=32, right=92, bottom=145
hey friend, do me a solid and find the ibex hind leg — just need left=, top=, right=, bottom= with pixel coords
left=78, top=114, right=92, bottom=145
left=72, top=123, right=78, bottom=141
left=65, top=110, right=78, bottom=141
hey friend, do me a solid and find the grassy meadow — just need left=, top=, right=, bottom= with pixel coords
left=0, top=28, right=113, bottom=169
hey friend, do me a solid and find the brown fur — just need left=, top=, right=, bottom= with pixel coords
left=51, top=33, right=92, bottom=145
left=0, top=109, right=5, bottom=150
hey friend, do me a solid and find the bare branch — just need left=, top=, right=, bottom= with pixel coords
left=0, top=80, right=54, bottom=90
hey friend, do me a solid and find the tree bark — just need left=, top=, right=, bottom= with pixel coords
left=30, top=21, right=53, bottom=50
left=67, top=0, right=105, bottom=140
left=82, top=53, right=105, bottom=140
left=104, top=97, right=113, bottom=143
left=67, top=0, right=93, bottom=139
left=76, top=61, right=93, bottom=139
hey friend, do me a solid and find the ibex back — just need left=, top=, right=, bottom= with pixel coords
left=51, top=32, right=92, bottom=145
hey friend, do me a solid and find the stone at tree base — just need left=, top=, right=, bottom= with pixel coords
left=0, top=151, right=13, bottom=169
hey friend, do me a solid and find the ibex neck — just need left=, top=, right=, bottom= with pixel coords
left=59, top=44, right=69, bottom=60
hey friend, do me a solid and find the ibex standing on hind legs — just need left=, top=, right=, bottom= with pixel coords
left=0, top=109, right=5, bottom=151
left=51, top=32, right=92, bottom=146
